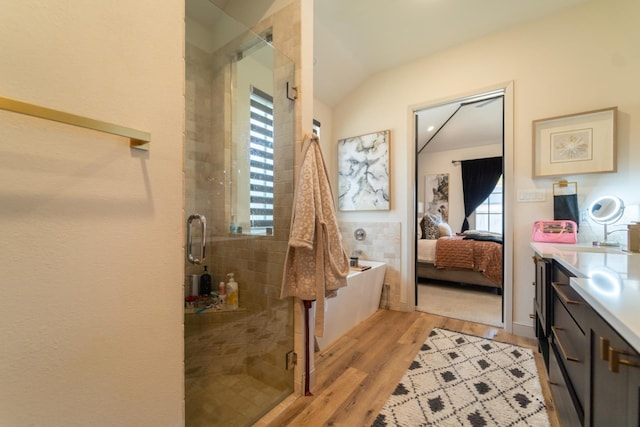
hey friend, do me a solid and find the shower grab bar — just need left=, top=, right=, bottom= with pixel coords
left=187, top=214, right=206, bottom=264
left=0, top=95, right=151, bottom=150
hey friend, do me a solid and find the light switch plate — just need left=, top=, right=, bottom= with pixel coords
left=517, top=189, right=546, bottom=202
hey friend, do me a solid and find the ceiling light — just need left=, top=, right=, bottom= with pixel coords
left=427, top=126, right=435, bottom=132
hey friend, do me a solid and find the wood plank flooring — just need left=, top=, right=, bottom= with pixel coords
left=262, top=310, right=559, bottom=427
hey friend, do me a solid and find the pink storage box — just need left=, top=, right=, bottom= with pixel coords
left=532, top=220, right=577, bottom=244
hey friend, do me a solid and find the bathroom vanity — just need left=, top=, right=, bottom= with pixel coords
left=531, top=243, right=640, bottom=426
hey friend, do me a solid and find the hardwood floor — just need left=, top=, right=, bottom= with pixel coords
left=262, top=310, right=559, bottom=427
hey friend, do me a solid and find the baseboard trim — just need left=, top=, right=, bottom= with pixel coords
left=511, top=321, right=535, bottom=339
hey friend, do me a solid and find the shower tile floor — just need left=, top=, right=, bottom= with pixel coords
left=185, top=307, right=293, bottom=426
left=186, top=372, right=287, bottom=426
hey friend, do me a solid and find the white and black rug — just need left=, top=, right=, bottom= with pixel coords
left=373, top=328, right=550, bottom=427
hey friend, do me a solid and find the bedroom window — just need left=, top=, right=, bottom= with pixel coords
left=475, top=176, right=503, bottom=233
left=249, top=86, right=274, bottom=229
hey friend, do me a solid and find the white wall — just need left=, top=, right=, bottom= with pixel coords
left=418, top=144, right=502, bottom=233
left=326, top=0, right=640, bottom=335
left=313, top=98, right=335, bottom=171
left=0, top=1, right=184, bottom=426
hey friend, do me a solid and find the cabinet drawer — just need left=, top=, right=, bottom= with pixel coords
left=551, top=281, right=589, bottom=330
left=548, top=346, right=582, bottom=427
left=552, top=293, right=586, bottom=411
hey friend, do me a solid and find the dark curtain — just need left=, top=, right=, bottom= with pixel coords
left=461, top=156, right=503, bottom=232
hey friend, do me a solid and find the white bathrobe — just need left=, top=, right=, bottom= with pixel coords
left=281, top=134, right=350, bottom=337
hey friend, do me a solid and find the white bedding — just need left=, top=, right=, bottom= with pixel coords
left=417, top=239, right=437, bottom=263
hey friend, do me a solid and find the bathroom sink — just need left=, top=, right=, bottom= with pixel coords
left=552, top=244, right=631, bottom=255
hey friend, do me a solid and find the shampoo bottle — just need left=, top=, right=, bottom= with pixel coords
left=226, top=273, right=238, bottom=310
left=199, top=265, right=211, bottom=296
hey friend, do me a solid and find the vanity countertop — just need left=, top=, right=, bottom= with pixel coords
left=530, top=242, right=640, bottom=351
left=570, top=277, right=640, bottom=352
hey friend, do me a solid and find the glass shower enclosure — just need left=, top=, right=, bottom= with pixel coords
left=184, top=1, right=295, bottom=425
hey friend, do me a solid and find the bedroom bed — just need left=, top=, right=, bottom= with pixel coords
left=417, top=234, right=503, bottom=291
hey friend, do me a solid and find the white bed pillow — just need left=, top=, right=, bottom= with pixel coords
left=438, top=222, right=453, bottom=237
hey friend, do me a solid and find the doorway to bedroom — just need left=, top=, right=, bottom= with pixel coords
left=414, top=89, right=505, bottom=327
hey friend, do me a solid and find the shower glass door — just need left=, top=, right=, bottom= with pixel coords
left=185, top=1, right=295, bottom=425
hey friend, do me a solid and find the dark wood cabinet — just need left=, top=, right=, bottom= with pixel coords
left=587, top=312, right=640, bottom=427
left=550, top=279, right=588, bottom=424
left=548, top=344, right=583, bottom=427
left=533, top=255, right=551, bottom=367
left=533, top=255, right=640, bottom=426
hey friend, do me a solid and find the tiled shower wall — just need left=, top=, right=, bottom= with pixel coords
left=338, top=221, right=402, bottom=311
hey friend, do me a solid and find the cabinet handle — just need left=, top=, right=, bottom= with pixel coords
left=532, top=281, right=536, bottom=286
left=551, top=282, right=583, bottom=305
left=608, top=346, right=640, bottom=373
left=600, top=337, right=610, bottom=361
left=551, top=326, right=581, bottom=362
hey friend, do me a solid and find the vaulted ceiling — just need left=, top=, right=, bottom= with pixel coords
left=314, top=0, right=589, bottom=107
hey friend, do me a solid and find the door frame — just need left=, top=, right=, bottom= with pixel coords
left=407, top=81, right=514, bottom=333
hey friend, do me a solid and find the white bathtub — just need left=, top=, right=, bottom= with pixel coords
left=316, top=260, right=386, bottom=351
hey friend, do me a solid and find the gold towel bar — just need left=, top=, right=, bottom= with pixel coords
left=0, top=96, right=150, bottom=150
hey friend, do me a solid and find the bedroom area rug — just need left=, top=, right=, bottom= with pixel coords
left=373, top=328, right=550, bottom=427
left=417, top=282, right=502, bottom=327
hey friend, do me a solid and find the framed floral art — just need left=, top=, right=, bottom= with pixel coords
left=532, top=107, right=617, bottom=177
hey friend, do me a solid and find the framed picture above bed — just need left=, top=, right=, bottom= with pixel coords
left=338, top=130, right=390, bottom=211
left=425, top=173, right=449, bottom=221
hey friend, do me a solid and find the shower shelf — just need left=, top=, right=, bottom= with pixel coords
left=0, top=95, right=151, bottom=150
left=184, top=306, right=246, bottom=315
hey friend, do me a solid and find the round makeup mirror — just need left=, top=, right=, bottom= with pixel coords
left=589, top=196, right=625, bottom=224
left=588, top=195, right=625, bottom=246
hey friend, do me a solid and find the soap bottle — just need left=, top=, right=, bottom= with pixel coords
left=218, top=281, right=226, bottom=306
left=226, top=273, right=238, bottom=310
left=199, top=265, right=211, bottom=296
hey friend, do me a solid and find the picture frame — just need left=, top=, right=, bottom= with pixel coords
left=532, top=107, right=617, bottom=177
left=424, top=173, right=449, bottom=222
left=337, top=130, right=390, bottom=211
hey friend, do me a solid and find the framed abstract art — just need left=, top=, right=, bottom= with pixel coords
left=338, top=130, right=390, bottom=211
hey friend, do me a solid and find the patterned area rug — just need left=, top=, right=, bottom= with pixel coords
left=373, top=328, right=550, bottom=427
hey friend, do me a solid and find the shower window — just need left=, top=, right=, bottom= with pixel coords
left=249, top=86, right=274, bottom=229
left=313, top=118, right=321, bottom=137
